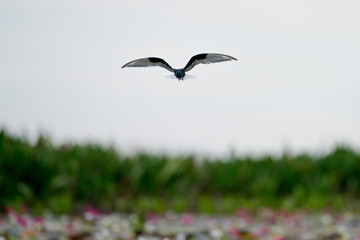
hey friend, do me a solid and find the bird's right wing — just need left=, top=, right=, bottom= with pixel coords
left=184, top=53, right=237, bottom=72
left=122, top=57, right=173, bottom=72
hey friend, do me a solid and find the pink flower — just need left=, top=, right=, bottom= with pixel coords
left=83, top=205, right=102, bottom=220
left=66, top=223, right=75, bottom=233
left=15, top=214, right=28, bottom=227
left=33, top=217, right=45, bottom=226
left=254, top=225, right=270, bottom=237
left=182, top=213, right=194, bottom=225
left=229, top=226, right=242, bottom=236
left=146, top=213, right=160, bottom=223
left=5, top=208, right=28, bottom=227
left=236, top=209, right=253, bottom=224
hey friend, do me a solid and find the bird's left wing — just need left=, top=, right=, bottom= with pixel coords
left=122, top=57, right=173, bottom=72
left=184, top=53, right=237, bottom=72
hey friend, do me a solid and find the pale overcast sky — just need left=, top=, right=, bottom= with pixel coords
left=1, top=0, right=360, bottom=155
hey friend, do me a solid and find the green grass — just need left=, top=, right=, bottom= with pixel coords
left=1, top=128, right=360, bottom=214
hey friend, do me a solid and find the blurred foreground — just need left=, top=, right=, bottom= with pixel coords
left=1, top=208, right=360, bottom=240
left=1, top=129, right=360, bottom=214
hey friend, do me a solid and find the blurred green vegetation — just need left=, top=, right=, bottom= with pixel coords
left=1, top=129, right=360, bottom=214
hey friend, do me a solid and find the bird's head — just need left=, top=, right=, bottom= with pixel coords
left=174, top=69, right=185, bottom=80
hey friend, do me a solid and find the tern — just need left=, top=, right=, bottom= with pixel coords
left=122, top=53, right=237, bottom=81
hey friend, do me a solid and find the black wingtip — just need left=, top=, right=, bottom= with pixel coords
left=121, top=62, right=131, bottom=68
left=221, top=54, right=237, bottom=61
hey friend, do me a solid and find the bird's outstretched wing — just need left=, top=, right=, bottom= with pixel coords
left=122, top=57, right=173, bottom=72
left=184, top=53, right=237, bottom=72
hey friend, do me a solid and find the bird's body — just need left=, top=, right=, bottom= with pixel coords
left=174, top=69, right=185, bottom=80
left=122, top=53, right=237, bottom=81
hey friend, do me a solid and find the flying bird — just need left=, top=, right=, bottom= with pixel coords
left=122, top=53, right=237, bottom=81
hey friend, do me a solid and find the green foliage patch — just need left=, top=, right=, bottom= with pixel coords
left=1, top=129, right=360, bottom=213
